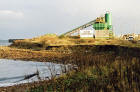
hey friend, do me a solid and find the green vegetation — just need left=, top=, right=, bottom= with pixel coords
left=27, top=47, right=140, bottom=92
left=1, top=45, right=139, bottom=92
left=1, top=33, right=140, bottom=92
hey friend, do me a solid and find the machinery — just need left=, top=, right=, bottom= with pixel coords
left=93, top=12, right=113, bottom=39
left=62, top=12, right=114, bottom=39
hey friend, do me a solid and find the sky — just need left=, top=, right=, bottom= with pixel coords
left=0, top=0, right=140, bottom=39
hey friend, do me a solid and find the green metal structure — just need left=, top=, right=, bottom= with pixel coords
left=62, top=12, right=113, bottom=38
left=93, top=12, right=112, bottom=30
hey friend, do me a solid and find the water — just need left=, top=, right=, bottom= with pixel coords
left=0, top=59, right=68, bottom=87
left=0, top=40, right=11, bottom=46
left=0, top=40, right=72, bottom=87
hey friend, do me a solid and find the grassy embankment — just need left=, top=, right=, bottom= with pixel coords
left=23, top=45, right=140, bottom=92
left=1, top=34, right=140, bottom=92
left=1, top=33, right=140, bottom=63
left=0, top=46, right=69, bottom=63
left=1, top=45, right=140, bottom=92
left=28, top=45, right=140, bottom=92
left=10, top=34, right=140, bottom=50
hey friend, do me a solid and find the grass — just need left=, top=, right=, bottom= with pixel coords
left=1, top=34, right=140, bottom=91
left=0, top=46, right=68, bottom=63
left=1, top=45, right=140, bottom=92
left=10, top=34, right=140, bottom=51
left=10, top=34, right=75, bottom=50
left=26, top=51, right=140, bottom=92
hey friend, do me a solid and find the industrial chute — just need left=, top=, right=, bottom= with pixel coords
left=62, top=19, right=96, bottom=36
left=62, top=12, right=113, bottom=39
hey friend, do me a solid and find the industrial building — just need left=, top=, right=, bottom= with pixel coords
left=93, top=12, right=113, bottom=39
left=62, top=12, right=114, bottom=39
left=121, top=33, right=139, bottom=40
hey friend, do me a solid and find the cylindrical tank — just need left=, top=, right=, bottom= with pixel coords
left=105, top=12, right=112, bottom=25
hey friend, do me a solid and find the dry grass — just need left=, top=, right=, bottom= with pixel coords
left=25, top=46, right=140, bottom=92
left=1, top=45, right=140, bottom=92
left=0, top=46, right=69, bottom=62
left=1, top=36, right=140, bottom=92
left=20, top=34, right=75, bottom=46
left=10, top=34, right=140, bottom=50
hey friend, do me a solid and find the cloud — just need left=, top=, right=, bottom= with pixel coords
left=0, top=10, right=24, bottom=18
left=0, top=0, right=139, bottom=39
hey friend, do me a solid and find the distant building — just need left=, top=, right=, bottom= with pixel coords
left=122, top=33, right=138, bottom=40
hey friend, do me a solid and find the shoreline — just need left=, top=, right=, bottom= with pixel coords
left=0, top=46, right=71, bottom=91
left=1, top=45, right=140, bottom=91
left=0, top=46, right=69, bottom=63
left=1, top=44, right=140, bottom=63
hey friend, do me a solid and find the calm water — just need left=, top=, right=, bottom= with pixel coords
left=0, top=59, right=68, bottom=87
left=0, top=40, right=70, bottom=87
left=0, top=40, right=11, bottom=46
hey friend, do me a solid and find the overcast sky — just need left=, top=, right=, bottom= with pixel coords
left=0, top=0, right=139, bottom=39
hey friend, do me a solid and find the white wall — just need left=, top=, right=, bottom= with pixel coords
left=95, top=30, right=110, bottom=38
left=80, top=30, right=94, bottom=38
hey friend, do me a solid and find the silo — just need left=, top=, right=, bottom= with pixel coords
left=105, top=12, right=112, bottom=26
left=93, top=12, right=113, bottom=39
